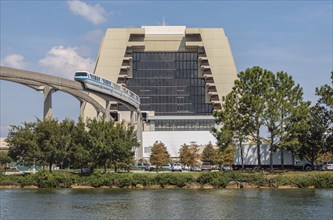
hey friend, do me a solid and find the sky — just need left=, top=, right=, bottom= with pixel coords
left=0, top=0, right=332, bottom=137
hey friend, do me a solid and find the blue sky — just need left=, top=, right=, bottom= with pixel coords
left=1, top=0, right=332, bottom=137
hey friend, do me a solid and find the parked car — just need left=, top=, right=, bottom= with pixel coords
left=144, top=164, right=154, bottom=171
left=171, top=163, right=182, bottom=172
left=161, top=164, right=172, bottom=170
left=133, top=163, right=150, bottom=169
left=220, top=164, right=232, bottom=171
left=323, top=161, right=333, bottom=171
left=201, top=162, right=211, bottom=171
left=190, top=166, right=201, bottom=172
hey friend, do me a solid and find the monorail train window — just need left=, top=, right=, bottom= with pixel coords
left=102, top=79, right=111, bottom=85
left=75, top=72, right=88, bottom=76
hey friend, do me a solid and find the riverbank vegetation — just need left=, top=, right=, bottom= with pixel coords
left=1, top=170, right=332, bottom=189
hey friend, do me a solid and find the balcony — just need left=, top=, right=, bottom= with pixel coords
left=208, top=86, right=217, bottom=95
left=117, top=78, right=126, bottom=86
left=205, top=77, right=215, bottom=85
left=185, top=41, right=203, bottom=48
left=118, top=69, right=129, bottom=78
left=210, top=95, right=220, bottom=103
left=202, top=69, right=212, bottom=78
left=123, top=56, right=132, bottom=61
left=127, top=41, right=145, bottom=49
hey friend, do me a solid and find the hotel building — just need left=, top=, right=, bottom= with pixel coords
left=83, top=26, right=238, bottom=159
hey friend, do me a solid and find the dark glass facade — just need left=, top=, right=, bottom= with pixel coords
left=122, top=52, right=214, bottom=131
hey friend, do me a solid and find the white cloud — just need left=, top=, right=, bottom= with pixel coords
left=38, top=45, right=95, bottom=79
left=1, top=53, right=29, bottom=69
left=68, top=0, right=106, bottom=25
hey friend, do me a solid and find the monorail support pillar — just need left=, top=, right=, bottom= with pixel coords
left=43, top=86, right=53, bottom=119
left=130, top=111, right=136, bottom=124
left=79, top=101, right=86, bottom=119
left=105, top=101, right=111, bottom=121
left=136, top=111, right=143, bottom=159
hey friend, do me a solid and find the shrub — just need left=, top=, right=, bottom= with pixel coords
left=132, top=174, right=156, bottom=186
left=197, top=172, right=230, bottom=187
left=34, top=170, right=57, bottom=188
left=53, top=172, right=77, bottom=187
left=155, top=173, right=194, bottom=187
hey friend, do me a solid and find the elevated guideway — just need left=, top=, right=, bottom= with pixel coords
left=0, top=66, right=141, bottom=118
left=0, top=66, right=143, bottom=158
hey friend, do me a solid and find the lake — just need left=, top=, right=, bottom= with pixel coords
left=1, top=189, right=332, bottom=219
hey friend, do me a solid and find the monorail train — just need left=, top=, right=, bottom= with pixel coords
left=74, top=71, right=140, bottom=109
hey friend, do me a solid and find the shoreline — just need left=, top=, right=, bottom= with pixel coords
left=0, top=181, right=323, bottom=190
left=1, top=171, right=332, bottom=189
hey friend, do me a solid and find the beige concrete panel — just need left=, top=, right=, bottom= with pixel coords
left=200, top=29, right=238, bottom=100
left=185, top=28, right=200, bottom=34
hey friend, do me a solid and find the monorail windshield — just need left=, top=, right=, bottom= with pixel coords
left=75, top=72, right=88, bottom=77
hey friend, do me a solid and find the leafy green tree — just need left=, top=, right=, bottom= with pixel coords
left=293, top=105, right=332, bottom=167
left=316, top=72, right=333, bottom=154
left=263, top=72, right=309, bottom=171
left=213, top=86, right=251, bottom=171
left=110, top=121, right=138, bottom=172
left=179, top=143, right=201, bottom=168
left=0, top=152, right=12, bottom=170
left=86, top=117, right=116, bottom=173
left=238, top=67, right=272, bottom=169
left=316, top=72, right=333, bottom=108
left=7, top=122, right=41, bottom=167
left=35, top=118, right=73, bottom=172
left=65, top=118, right=90, bottom=169
left=215, top=67, right=269, bottom=169
left=150, top=141, right=170, bottom=172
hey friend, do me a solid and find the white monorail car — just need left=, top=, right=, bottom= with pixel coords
left=74, top=71, right=140, bottom=109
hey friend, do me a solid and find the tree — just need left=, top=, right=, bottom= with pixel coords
left=7, top=122, right=41, bottom=167
left=201, top=142, right=218, bottom=165
left=316, top=72, right=333, bottom=154
left=66, top=118, right=91, bottom=170
left=34, top=118, right=73, bottom=172
left=293, top=105, right=332, bottom=167
left=109, top=121, right=138, bottom=172
left=213, top=86, right=251, bottom=171
left=149, top=141, right=170, bottom=172
left=316, top=72, right=333, bottom=109
left=179, top=143, right=201, bottom=168
left=0, top=152, right=12, bottom=170
left=214, top=67, right=270, bottom=169
left=87, top=117, right=117, bottom=173
left=220, top=145, right=236, bottom=166
left=263, top=72, right=308, bottom=171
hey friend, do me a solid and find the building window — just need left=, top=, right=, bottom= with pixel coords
left=123, top=52, right=213, bottom=116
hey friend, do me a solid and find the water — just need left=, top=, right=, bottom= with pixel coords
left=1, top=189, right=332, bottom=219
